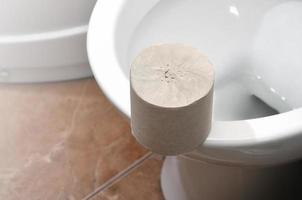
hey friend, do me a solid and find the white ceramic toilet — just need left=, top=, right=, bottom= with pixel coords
left=88, top=0, right=302, bottom=199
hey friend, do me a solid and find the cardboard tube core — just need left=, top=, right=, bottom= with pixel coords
left=130, top=44, right=214, bottom=155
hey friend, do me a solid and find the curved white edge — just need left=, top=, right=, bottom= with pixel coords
left=0, top=63, right=92, bottom=83
left=88, top=0, right=160, bottom=115
left=0, top=25, right=91, bottom=82
left=88, top=0, right=130, bottom=115
left=189, top=109, right=302, bottom=166
left=0, top=25, right=88, bottom=43
left=161, top=157, right=188, bottom=200
left=87, top=0, right=302, bottom=165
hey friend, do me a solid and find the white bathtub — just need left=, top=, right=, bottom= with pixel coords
left=0, top=0, right=96, bottom=82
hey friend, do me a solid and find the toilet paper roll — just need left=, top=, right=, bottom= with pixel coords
left=130, top=43, right=214, bottom=155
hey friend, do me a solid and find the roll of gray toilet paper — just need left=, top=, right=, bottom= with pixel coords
left=130, top=43, right=214, bottom=155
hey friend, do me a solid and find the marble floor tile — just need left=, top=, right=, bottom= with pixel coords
left=90, top=157, right=164, bottom=200
left=0, top=79, right=147, bottom=200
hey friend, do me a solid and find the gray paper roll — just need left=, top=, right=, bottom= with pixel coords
left=130, top=44, right=214, bottom=155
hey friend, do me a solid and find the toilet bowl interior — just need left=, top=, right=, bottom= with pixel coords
left=117, top=0, right=302, bottom=121
left=88, top=0, right=302, bottom=165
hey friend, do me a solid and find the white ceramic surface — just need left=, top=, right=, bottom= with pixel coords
left=88, top=0, right=302, bottom=166
left=0, top=0, right=97, bottom=82
left=250, top=1, right=302, bottom=112
left=161, top=156, right=302, bottom=200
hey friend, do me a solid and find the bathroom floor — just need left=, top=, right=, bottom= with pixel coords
left=0, top=78, right=164, bottom=200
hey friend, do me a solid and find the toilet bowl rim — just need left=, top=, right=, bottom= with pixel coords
left=87, top=0, right=302, bottom=165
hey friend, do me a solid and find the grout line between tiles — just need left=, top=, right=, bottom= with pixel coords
left=82, top=151, right=154, bottom=200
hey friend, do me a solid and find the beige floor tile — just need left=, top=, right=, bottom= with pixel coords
left=0, top=79, right=147, bottom=200
left=91, top=157, right=164, bottom=200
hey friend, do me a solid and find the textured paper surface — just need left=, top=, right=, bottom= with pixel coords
left=131, top=44, right=214, bottom=155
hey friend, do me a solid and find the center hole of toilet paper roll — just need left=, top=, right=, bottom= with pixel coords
left=163, top=68, right=177, bottom=83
